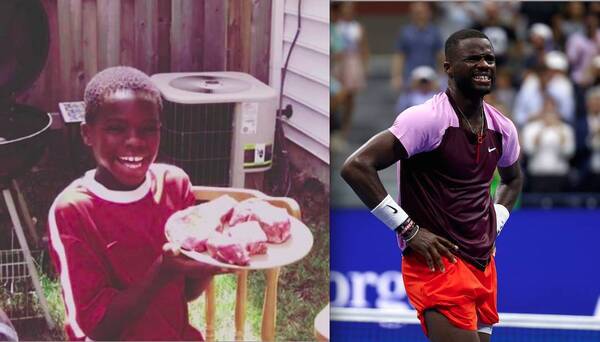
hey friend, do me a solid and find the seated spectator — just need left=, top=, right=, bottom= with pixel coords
left=521, top=96, right=576, bottom=192
left=395, top=66, right=439, bottom=114
left=523, top=23, right=555, bottom=73
left=520, top=2, right=562, bottom=29
left=583, top=55, right=600, bottom=87
left=585, top=86, right=600, bottom=191
left=556, top=2, right=586, bottom=46
left=493, top=68, right=516, bottom=114
left=437, top=2, right=481, bottom=42
left=471, top=1, right=518, bottom=67
left=513, top=51, right=575, bottom=127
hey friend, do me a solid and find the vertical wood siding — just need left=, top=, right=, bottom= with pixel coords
left=18, top=0, right=272, bottom=112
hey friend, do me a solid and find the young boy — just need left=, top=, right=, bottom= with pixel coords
left=47, top=66, right=224, bottom=340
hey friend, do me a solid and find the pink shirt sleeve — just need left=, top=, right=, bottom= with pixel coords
left=388, top=98, right=449, bottom=157
left=485, top=103, right=521, bottom=167
left=498, top=118, right=520, bottom=167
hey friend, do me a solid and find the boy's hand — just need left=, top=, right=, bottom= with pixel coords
left=158, top=242, right=231, bottom=281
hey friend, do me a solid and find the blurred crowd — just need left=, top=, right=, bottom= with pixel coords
left=331, top=1, right=600, bottom=193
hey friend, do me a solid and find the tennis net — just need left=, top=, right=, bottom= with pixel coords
left=331, top=307, right=600, bottom=342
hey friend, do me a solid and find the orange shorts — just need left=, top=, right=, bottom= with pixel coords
left=402, top=252, right=499, bottom=335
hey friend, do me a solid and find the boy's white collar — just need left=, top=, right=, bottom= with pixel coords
left=83, top=169, right=151, bottom=203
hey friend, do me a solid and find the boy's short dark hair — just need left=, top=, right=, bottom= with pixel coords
left=444, top=29, right=491, bottom=62
left=83, top=66, right=163, bottom=124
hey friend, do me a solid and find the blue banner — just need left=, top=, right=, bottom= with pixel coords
left=331, top=208, right=600, bottom=316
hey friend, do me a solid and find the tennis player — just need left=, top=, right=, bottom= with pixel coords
left=341, top=29, right=523, bottom=342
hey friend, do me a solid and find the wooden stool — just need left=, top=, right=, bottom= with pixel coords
left=191, top=186, right=301, bottom=341
left=314, top=304, right=329, bottom=341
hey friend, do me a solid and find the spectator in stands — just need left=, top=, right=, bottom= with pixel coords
left=523, top=23, right=555, bottom=73
left=586, top=86, right=600, bottom=191
left=333, top=2, right=369, bottom=138
left=566, top=12, right=600, bottom=89
left=583, top=55, right=600, bottom=88
left=391, top=2, right=443, bottom=91
left=513, top=51, right=575, bottom=127
left=591, top=2, right=600, bottom=18
left=492, top=68, right=517, bottom=115
left=437, top=2, right=481, bottom=42
left=522, top=96, right=576, bottom=192
left=557, top=2, right=586, bottom=48
left=330, top=3, right=344, bottom=134
left=519, top=2, right=562, bottom=28
left=394, top=65, right=439, bottom=114
left=472, top=1, right=518, bottom=67
left=565, top=12, right=599, bottom=151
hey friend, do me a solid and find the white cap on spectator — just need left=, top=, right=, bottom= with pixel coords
left=411, top=66, right=436, bottom=82
left=530, top=23, right=553, bottom=41
left=545, top=51, right=568, bottom=72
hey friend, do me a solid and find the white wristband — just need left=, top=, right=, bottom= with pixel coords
left=494, top=203, right=510, bottom=235
left=371, top=194, right=409, bottom=231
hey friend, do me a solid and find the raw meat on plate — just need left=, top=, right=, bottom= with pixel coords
left=166, top=195, right=237, bottom=251
left=166, top=216, right=220, bottom=252
left=167, top=196, right=295, bottom=266
left=186, top=195, right=238, bottom=232
left=229, top=198, right=291, bottom=243
left=206, top=233, right=251, bottom=266
left=226, top=221, right=268, bottom=255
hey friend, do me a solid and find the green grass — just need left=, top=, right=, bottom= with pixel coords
left=36, top=219, right=328, bottom=341
left=188, top=273, right=261, bottom=341
left=39, top=273, right=68, bottom=340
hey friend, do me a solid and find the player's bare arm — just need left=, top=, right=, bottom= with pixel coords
left=341, top=130, right=405, bottom=208
left=341, top=130, right=458, bottom=273
left=495, top=161, right=523, bottom=211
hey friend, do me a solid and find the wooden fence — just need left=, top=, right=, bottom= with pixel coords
left=17, top=0, right=272, bottom=113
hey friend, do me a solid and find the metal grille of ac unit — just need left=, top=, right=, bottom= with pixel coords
left=160, top=101, right=235, bottom=187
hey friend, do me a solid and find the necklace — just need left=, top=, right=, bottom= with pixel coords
left=454, top=101, right=485, bottom=137
left=448, top=93, right=486, bottom=162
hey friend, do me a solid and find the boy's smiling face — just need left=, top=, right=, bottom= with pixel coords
left=82, top=89, right=161, bottom=190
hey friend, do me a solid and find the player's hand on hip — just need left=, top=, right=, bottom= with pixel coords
left=405, top=228, right=458, bottom=272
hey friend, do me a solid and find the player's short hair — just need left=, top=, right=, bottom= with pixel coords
left=444, top=29, right=491, bottom=62
left=83, top=66, right=162, bottom=124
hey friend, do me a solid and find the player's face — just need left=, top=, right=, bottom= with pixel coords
left=449, top=38, right=496, bottom=97
left=81, top=90, right=161, bottom=190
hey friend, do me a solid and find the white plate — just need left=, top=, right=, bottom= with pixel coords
left=174, top=216, right=313, bottom=270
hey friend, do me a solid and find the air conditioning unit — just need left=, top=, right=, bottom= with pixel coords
left=151, top=72, right=278, bottom=187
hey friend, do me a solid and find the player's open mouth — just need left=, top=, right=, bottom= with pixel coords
left=117, top=156, right=145, bottom=169
left=473, top=74, right=491, bottom=85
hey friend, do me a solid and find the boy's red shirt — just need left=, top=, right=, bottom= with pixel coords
left=48, top=164, right=202, bottom=340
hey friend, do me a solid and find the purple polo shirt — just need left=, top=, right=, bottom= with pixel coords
left=389, top=92, right=520, bottom=269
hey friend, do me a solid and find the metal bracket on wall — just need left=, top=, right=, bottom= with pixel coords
left=276, top=104, right=293, bottom=119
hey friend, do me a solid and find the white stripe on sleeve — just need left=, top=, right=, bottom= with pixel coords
left=48, top=199, right=86, bottom=339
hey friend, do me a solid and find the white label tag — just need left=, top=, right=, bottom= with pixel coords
left=241, top=102, right=259, bottom=135
left=255, top=143, right=266, bottom=163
